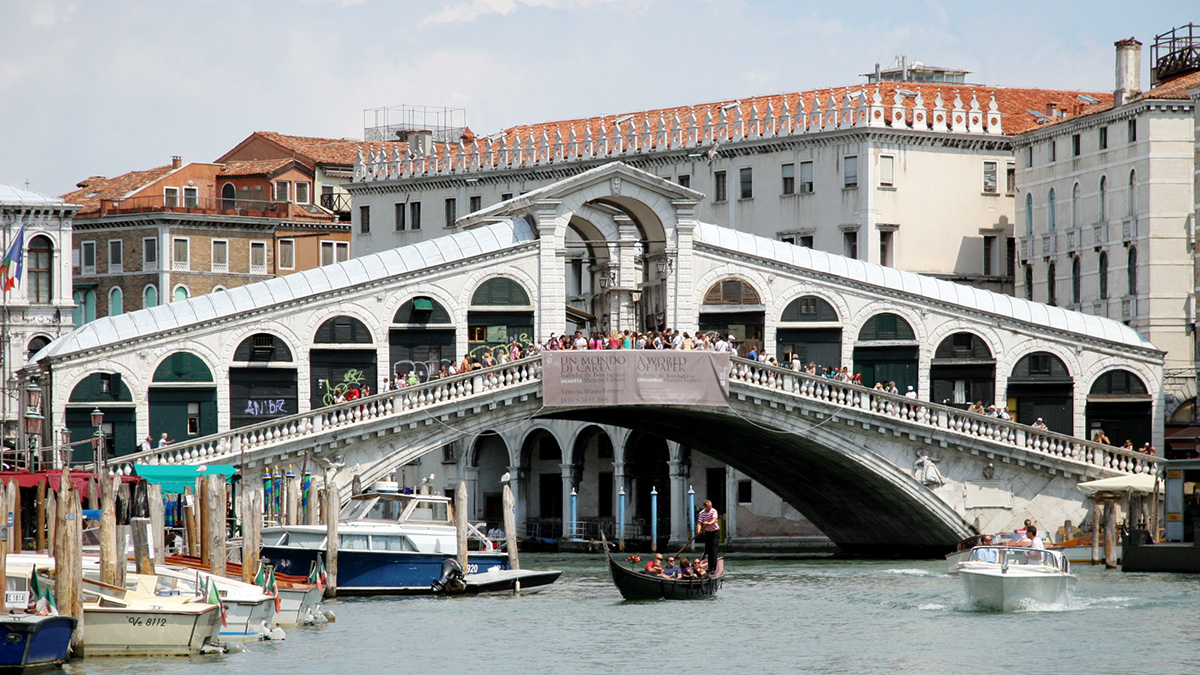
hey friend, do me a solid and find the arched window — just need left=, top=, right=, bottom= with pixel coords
left=1024, top=193, right=1033, bottom=237
left=72, top=288, right=96, bottom=325
left=1047, top=262, right=1057, bottom=305
left=471, top=278, right=530, bottom=306
left=173, top=285, right=190, bottom=302
left=1024, top=264, right=1033, bottom=301
left=703, top=279, right=761, bottom=306
left=1071, top=256, right=1081, bottom=305
left=1071, top=183, right=1080, bottom=228
left=27, top=235, right=53, bottom=304
left=1047, top=188, right=1056, bottom=233
left=780, top=296, right=838, bottom=322
left=26, top=335, right=50, bottom=361
left=1128, top=170, right=1137, bottom=216
left=858, top=313, right=915, bottom=341
left=109, top=286, right=123, bottom=316
left=314, top=316, right=373, bottom=344
left=1098, top=252, right=1109, bottom=300
left=1127, top=246, right=1137, bottom=295
left=1098, top=175, right=1107, bottom=221
left=143, top=285, right=158, bottom=309
left=221, top=183, right=236, bottom=210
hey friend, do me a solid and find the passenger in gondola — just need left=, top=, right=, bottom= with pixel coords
left=677, top=556, right=693, bottom=578
left=662, top=556, right=681, bottom=578
left=644, top=553, right=665, bottom=576
left=692, top=557, right=708, bottom=576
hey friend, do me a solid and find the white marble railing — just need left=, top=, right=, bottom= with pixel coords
left=110, top=359, right=543, bottom=473
left=727, top=358, right=1159, bottom=476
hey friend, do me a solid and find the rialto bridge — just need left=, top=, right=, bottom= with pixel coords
left=31, top=162, right=1164, bottom=555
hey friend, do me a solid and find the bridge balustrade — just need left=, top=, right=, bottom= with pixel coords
left=107, top=358, right=543, bottom=473
left=728, top=358, right=1158, bottom=475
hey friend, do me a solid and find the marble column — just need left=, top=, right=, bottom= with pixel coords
left=559, top=463, right=578, bottom=538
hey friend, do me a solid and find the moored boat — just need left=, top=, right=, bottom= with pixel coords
left=164, top=554, right=324, bottom=627
left=957, top=546, right=1075, bottom=611
left=79, top=578, right=221, bottom=657
left=0, top=614, right=77, bottom=672
left=261, top=484, right=508, bottom=595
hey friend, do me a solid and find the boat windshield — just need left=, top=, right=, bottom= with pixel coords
left=969, top=546, right=1067, bottom=570
left=406, top=500, right=450, bottom=524
left=341, top=497, right=377, bottom=520
left=281, top=531, right=327, bottom=549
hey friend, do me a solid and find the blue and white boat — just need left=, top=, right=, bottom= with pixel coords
left=261, top=483, right=509, bottom=594
left=0, top=614, right=76, bottom=672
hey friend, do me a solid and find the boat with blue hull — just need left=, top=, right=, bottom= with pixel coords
left=261, top=484, right=509, bottom=595
left=0, top=615, right=76, bottom=672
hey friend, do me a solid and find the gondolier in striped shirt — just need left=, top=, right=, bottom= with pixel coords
left=696, top=499, right=720, bottom=575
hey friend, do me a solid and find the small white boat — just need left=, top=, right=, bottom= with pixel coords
left=957, top=546, right=1076, bottom=611
left=79, top=578, right=221, bottom=657
left=143, top=566, right=281, bottom=641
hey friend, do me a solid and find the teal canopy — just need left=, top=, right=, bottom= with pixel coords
left=133, top=464, right=238, bottom=493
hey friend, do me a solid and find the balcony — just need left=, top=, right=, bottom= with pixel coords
left=172, top=259, right=189, bottom=272
left=1041, top=233, right=1057, bottom=257
left=1092, top=301, right=1108, bottom=318
left=249, top=262, right=268, bottom=275
left=320, top=192, right=352, bottom=215
left=1121, top=297, right=1137, bottom=321
left=1019, top=237, right=1030, bottom=262
left=1065, top=228, right=1080, bottom=254
left=1122, top=216, right=1138, bottom=243
left=84, top=194, right=293, bottom=220
left=1092, top=221, right=1108, bottom=248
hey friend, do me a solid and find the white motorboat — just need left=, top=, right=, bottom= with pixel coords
left=79, top=577, right=221, bottom=657
left=945, top=531, right=1050, bottom=575
left=957, top=546, right=1076, bottom=611
left=141, top=566, right=282, bottom=641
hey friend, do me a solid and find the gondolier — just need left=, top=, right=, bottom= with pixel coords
left=696, top=499, right=720, bottom=575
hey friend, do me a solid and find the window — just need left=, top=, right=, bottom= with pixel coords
left=1024, top=146, right=1033, bottom=168
left=108, top=240, right=123, bottom=273
left=677, top=174, right=690, bottom=188
left=320, top=241, right=349, bottom=266
left=879, top=155, right=894, bottom=187
left=1071, top=256, right=1081, bottom=304
left=799, top=234, right=814, bottom=248
left=739, top=167, right=753, bottom=199
left=211, top=240, right=228, bottom=272
left=1071, top=134, right=1081, bottom=157
left=164, top=187, right=179, bottom=207
left=109, top=286, right=123, bottom=316
left=183, top=186, right=198, bottom=208
left=394, top=203, right=405, bottom=231
left=737, top=480, right=752, bottom=504
left=295, top=182, right=310, bottom=204
left=80, top=241, right=96, bottom=274
left=879, top=230, right=893, bottom=266
left=983, top=161, right=998, bottom=193
left=1024, top=193, right=1033, bottom=237
left=781, top=163, right=795, bottom=195
left=143, top=285, right=157, bottom=309
left=1006, top=164, right=1016, bottom=194
left=843, top=230, right=858, bottom=259
left=250, top=241, right=267, bottom=274
left=1047, top=262, right=1056, bottom=305
left=274, top=181, right=290, bottom=202
left=799, top=161, right=813, bottom=193
left=410, top=201, right=422, bottom=230
left=1099, top=126, right=1108, bottom=150
left=1098, top=251, right=1109, bottom=299
left=1048, top=141, right=1056, bottom=163
left=843, top=156, right=858, bottom=188
left=143, top=237, right=158, bottom=270
left=1007, top=236, right=1016, bottom=277
left=444, top=198, right=457, bottom=227
left=337, top=242, right=349, bottom=262
left=321, top=184, right=334, bottom=209
left=360, top=205, right=371, bottom=234
left=187, top=402, right=200, bottom=435
left=1024, top=265, right=1033, bottom=300
left=1098, top=176, right=1107, bottom=221
left=321, top=241, right=334, bottom=266
left=500, top=192, right=513, bottom=201
left=172, top=238, right=189, bottom=271
left=1128, top=170, right=1137, bottom=216
left=714, top=171, right=727, bottom=201
left=278, top=240, right=295, bottom=270
left=173, top=285, right=189, bottom=302
left=1127, top=118, right=1137, bottom=143
left=1047, top=188, right=1056, bottom=233
left=1127, top=246, right=1137, bottom=294
left=983, top=235, right=995, bottom=276
left=27, top=236, right=51, bottom=304
left=469, top=195, right=481, bottom=212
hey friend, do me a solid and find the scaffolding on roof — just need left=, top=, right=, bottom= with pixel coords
left=1151, top=23, right=1200, bottom=85
left=363, top=105, right=467, bottom=144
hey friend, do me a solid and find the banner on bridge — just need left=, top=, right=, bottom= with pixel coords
left=542, top=351, right=730, bottom=408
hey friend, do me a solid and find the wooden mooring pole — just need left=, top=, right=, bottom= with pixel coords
left=207, top=474, right=227, bottom=578
left=242, top=487, right=261, bottom=585
left=1103, top=498, right=1117, bottom=569
left=502, top=483, right=519, bottom=571
left=325, top=472, right=339, bottom=598
left=1090, top=499, right=1102, bottom=565
left=57, top=470, right=84, bottom=655
left=99, top=470, right=118, bottom=586
left=455, top=481, right=469, bottom=572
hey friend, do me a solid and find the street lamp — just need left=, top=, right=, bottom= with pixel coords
left=23, top=381, right=43, bottom=469
left=656, top=257, right=674, bottom=277
left=90, top=408, right=106, bottom=474
left=59, top=428, right=72, bottom=469
left=24, top=381, right=41, bottom=412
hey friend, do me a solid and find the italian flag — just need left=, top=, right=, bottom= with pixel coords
left=0, top=225, right=25, bottom=293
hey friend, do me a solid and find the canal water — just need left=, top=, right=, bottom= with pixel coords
left=62, top=553, right=1199, bottom=675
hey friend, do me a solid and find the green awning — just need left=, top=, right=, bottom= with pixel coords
left=133, top=464, right=238, bottom=493
left=413, top=297, right=434, bottom=311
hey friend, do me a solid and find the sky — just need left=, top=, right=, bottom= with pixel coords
left=0, top=0, right=1194, bottom=197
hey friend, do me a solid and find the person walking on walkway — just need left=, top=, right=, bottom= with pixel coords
left=696, top=499, right=721, bottom=575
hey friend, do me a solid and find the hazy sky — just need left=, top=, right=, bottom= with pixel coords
left=0, top=0, right=1193, bottom=197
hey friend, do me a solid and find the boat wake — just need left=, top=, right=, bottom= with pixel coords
left=916, top=603, right=949, bottom=611
left=882, top=568, right=940, bottom=577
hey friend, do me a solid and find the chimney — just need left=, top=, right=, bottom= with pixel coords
left=1114, top=37, right=1142, bottom=107
left=1046, top=102, right=1059, bottom=118
left=411, top=130, right=434, bottom=158
left=171, top=155, right=182, bottom=169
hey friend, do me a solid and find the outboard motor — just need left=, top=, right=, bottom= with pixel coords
left=431, top=557, right=466, bottom=594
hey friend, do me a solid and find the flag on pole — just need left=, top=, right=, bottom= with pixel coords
left=308, top=558, right=326, bottom=594
left=205, top=577, right=228, bottom=626
left=266, top=566, right=281, bottom=612
left=0, top=224, right=25, bottom=293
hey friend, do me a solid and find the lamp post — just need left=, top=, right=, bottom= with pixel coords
left=58, top=428, right=72, bottom=470
left=23, top=381, right=43, bottom=470
left=90, top=407, right=106, bottom=475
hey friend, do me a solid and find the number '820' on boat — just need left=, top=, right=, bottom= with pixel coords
left=261, top=485, right=509, bottom=595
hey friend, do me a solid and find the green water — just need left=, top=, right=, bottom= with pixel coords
left=62, top=554, right=1200, bottom=675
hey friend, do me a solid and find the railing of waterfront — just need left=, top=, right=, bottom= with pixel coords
left=726, top=358, right=1160, bottom=475
left=108, top=353, right=1157, bottom=478
left=110, top=358, right=543, bottom=473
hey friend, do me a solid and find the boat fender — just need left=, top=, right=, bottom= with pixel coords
left=431, top=557, right=467, bottom=594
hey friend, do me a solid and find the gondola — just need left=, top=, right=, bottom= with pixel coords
left=601, top=534, right=724, bottom=600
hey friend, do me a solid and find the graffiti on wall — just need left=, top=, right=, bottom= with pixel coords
left=319, top=368, right=367, bottom=406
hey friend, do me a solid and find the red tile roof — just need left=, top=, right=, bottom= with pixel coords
left=62, top=164, right=178, bottom=212
left=1030, top=70, right=1200, bottom=131
left=253, top=131, right=402, bottom=167
left=218, top=158, right=296, bottom=176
